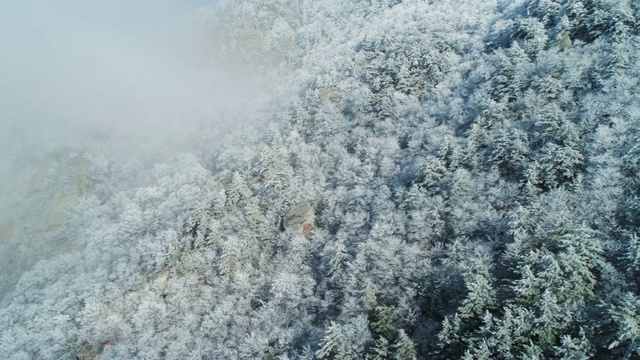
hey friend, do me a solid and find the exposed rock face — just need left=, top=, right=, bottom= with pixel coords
left=0, top=152, right=88, bottom=298
left=283, top=201, right=315, bottom=236
left=0, top=219, right=14, bottom=244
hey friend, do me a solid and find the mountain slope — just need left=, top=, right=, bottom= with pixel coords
left=1, top=0, right=639, bottom=358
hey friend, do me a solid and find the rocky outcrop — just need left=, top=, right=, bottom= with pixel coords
left=0, top=219, right=14, bottom=244
left=0, top=152, right=89, bottom=297
left=282, top=201, right=315, bottom=237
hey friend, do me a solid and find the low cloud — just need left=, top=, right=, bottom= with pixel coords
left=0, top=0, right=233, bottom=148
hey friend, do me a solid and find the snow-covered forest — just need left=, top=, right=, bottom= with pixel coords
left=1, top=0, right=639, bottom=358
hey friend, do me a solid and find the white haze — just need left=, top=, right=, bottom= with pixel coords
left=0, top=0, right=239, bottom=151
left=0, top=0, right=251, bottom=302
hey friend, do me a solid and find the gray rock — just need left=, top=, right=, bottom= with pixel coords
left=283, top=201, right=315, bottom=236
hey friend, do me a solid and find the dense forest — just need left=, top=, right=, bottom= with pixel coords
left=1, top=0, right=639, bottom=358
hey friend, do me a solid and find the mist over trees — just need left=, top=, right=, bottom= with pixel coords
left=0, top=0, right=639, bottom=358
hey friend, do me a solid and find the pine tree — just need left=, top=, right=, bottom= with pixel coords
left=227, top=172, right=252, bottom=207
left=512, top=17, right=548, bottom=59
left=393, top=329, right=417, bottom=360
left=368, top=336, right=390, bottom=360
left=491, top=127, right=530, bottom=178
left=607, top=292, right=640, bottom=359
left=553, top=328, right=593, bottom=360
left=457, top=261, right=496, bottom=319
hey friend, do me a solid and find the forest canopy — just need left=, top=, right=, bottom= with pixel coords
left=0, top=0, right=639, bottom=359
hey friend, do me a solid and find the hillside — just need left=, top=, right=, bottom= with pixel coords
left=1, top=0, right=639, bottom=358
